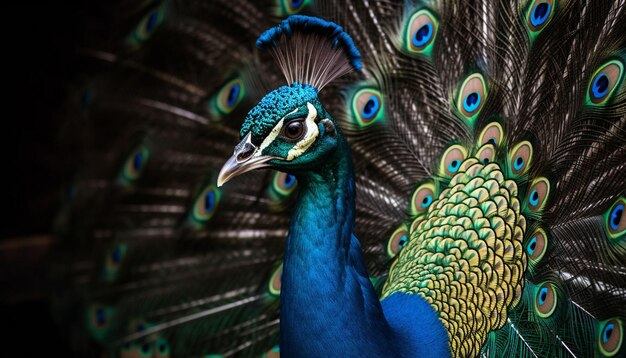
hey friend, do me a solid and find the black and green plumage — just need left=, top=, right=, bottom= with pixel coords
left=52, top=0, right=626, bottom=357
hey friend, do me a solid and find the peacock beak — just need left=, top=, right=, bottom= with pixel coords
left=217, top=134, right=276, bottom=187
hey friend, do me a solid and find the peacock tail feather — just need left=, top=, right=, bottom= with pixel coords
left=50, top=0, right=626, bottom=357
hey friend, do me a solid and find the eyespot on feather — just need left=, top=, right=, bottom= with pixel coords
left=534, top=282, right=557, bottom=318
left=276, top=0, right=310, bottom=16
left=190, top=185, right=221, bottom=226
left=526, top=177, right=550, bottom=212
left=119, top=145, right=150, bottom=186
left=266, top=171, right=298, bottom=212
left=351, top=88, right=384, bottom=128
left=103, top=243, right=127, bottom=281
left=273, top=171, right=298, bottom=196
left=587, top=60, right=624, bottom=105
left=404, top=9, right=438, bottom=55
left=476, top=144, right=496, bottom=165
left=605, top=197, right=625, bottom=239
left=120, top=320, right=159, bottom=358
left=268, top=263, right=283, bottom=297
left=90, top=305, right=110, bottom=329
left=527, top=228, right=547, bottom=263
left=387, top=224, right=409, bottom=258
left=155, top=338, right=171, bottom=357
left=410, top=182, right=437, bottom=216
left=598, top=318, right=623, bottom=357
left=86, top=304, right=115, bottom=342
left=456, top=74, right=487, bottom=121
left=127, top=4, right=166, bottom=47
left=439, top=145, right=468, bottom=177
left=478, top=122, right=504, bottom=147
left=526, top=0, right=556, bottom=33
left=509, top=141, right=533, bottom=176
left=211, top=78, right=245, bottom=118
left=131, top=343, right=153, bottom=357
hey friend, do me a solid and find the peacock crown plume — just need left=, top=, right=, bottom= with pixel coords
left=256, top=15, right=362, bottom=90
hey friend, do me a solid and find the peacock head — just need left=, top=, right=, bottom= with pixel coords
left=217, top=83, right=340, bottom=186
left=217, top=15, right=361, bottom=186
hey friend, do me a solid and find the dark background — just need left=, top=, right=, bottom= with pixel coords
left=2, top=2, right=83, bottom=355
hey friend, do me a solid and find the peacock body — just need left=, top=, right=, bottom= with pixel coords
left=53, top=0, right=626, bottom=357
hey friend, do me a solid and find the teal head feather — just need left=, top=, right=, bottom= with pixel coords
left=218, top=15, right=362, bottom=185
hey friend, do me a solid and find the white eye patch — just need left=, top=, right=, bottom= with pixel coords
left=286, top=102, right=319, bottom=161
left=257, top=102, right=320, bottom=161
left=257, top=108, right=295, bottom=154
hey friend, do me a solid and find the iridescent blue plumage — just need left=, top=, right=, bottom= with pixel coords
left=49, top=2, right=626, bottom=357
left=217, top=14, right=451, bottom=357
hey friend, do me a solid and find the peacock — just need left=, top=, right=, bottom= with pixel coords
left=50, top=0, right=626, bottom=357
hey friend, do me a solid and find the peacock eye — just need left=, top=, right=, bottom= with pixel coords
left=476, top=144, right=495, bottom=164
left=439, top=144, right=468, bottom=177
left=283, top=120, right=305, bottom=140
left=140, top=343, right=152, bottom=355
left=610, top=204, right=624, bottom=231
left=526, top=0, right=555, bottom=33
left=351, top=88, right=384, bottom=128
left=277, top=0, right=310, bottom=16
left=527, top=228, right=547, bottom=263
left=605, top=197, right=625, bottom=238
left=456, top=73, right=487, bottom=121
left=128, top=5, right=165, bottom=46
left=144, top=11, right=159, bottom=33
left=104, top=243, right=127, bottom=282
left=155, top=338, right=170, bottom=357
left=288, top=0, right=304, bottom=11
left=526, top=177, right=550, bottom=212
left=588, top=60, right=624, bottom=105
left=87, top=304, right=115, bottom=342
left=266, top=171, right=298, bottom=212
left=211, top=77, right=245, bottom=118
left=478, top=122, right=504, bottom=147
left=119, top=145, right=150, bottom=186
left=362, top=97, right=380, bottom=119
left=95, top=307, right=107, bottom=327
left=410, top=182, right=437, bottom=216
left=404, top=9, right=438, bottom=54
left=190, top=185, right=221, bottom=226
left=598, top=318, right=623, bottom=356
left=534, top=282, right=558, bottom=318
left=387, top=224, right=409, bottom=258
left=274, top=172, right=297, bottom=195
left=268, top=263, right=283, bottom=297
left=509, top=141, right=533, bottom=176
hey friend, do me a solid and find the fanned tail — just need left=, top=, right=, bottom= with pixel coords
left=52, top=0, right=625, bottom=356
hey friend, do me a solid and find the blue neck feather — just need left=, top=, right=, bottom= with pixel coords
left=279, top=133, right=451, bottom=357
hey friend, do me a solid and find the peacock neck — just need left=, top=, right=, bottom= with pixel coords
left=278, top=134, right=451, bottom=357
left=280, top=136, right=394, bottom=356
left=287, top=138, right=355, bottom=262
